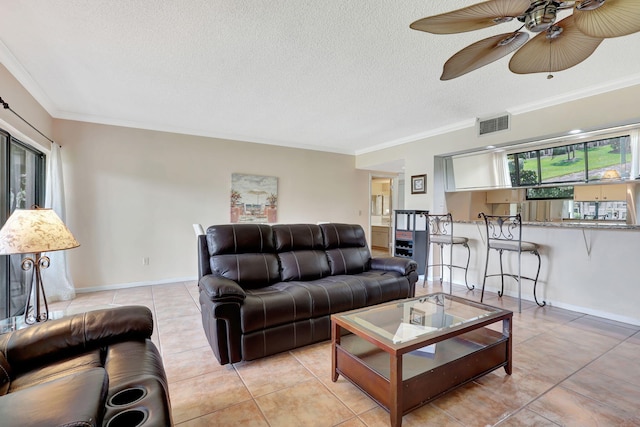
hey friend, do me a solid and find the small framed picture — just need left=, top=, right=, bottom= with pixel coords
left=409, top=307, right=426, bottom=326
left=411, top=174, right=426, bottom=194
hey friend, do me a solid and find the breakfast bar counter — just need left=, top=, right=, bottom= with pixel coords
left=429, top=220, right=640, bottom=326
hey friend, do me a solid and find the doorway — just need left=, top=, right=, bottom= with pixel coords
left=370, top=177, right=393, bottom=256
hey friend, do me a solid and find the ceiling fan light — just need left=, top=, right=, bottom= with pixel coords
left=525, top=2, right=558, bottom=32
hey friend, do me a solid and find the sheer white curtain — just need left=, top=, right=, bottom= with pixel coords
left=492, top=152, right=512, bottom=188
left=630, top=129, right=639, bottom=179
left=42, top=143, right=76, bottom=301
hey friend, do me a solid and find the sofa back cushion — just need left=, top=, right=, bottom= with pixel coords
left=273, top=224, right=330, bottom=281
left=319, top=223, right=371, bottom=275
left=206, top=224, right=280, bottom=288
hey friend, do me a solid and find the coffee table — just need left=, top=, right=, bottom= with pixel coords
left=331, top=293, right=512, bottom=426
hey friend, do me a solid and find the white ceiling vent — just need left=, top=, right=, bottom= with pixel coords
left=477, top=113, right=510, bottom=136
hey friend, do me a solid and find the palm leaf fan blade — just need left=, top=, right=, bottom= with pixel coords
left=441, top=32, right=529, bottom=80
left=574, top=0, right=640, bottom=38
left=410, top=0, right=531, bottom=34
left=509, top=15, right=603, bottom=74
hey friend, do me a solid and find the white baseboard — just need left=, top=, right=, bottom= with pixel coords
left=419, top=275, right=640, bottom=327
left=76, top=276, right=198, bottom=293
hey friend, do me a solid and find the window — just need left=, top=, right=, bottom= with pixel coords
left=586, top=136, right=631, bottom=181
left=0, top=129, right=46, bottom=319
left=508, top=135, right=630, bottom=187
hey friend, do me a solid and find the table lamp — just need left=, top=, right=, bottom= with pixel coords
left=0, top=206, right=80, bottom=324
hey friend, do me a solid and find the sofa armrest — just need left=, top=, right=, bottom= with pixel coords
left=199, top=275, right=246, bottom=303
left=2, top=306, right=153, bottom=374
left=371, top=256, right=418, bottom=275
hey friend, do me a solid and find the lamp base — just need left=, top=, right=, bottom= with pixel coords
left=22, top=253, right=50, bottom=324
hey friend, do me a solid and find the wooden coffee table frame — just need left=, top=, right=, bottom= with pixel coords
left=331, top=294, right=512, bottom=427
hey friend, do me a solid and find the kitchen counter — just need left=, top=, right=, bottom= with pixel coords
left=455, top=219, right=640, bottom=230
left=444, top=220, right=640, bottom=326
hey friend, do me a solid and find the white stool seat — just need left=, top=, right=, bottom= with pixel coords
left=430, top=235, right=469, bottom=245
left=488, top=239, right=538, bottom=252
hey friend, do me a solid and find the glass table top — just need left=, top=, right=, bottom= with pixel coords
left=335, top=293, right=507, bottom=346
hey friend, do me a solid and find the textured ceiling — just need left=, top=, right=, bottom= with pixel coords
left=1, top=1, right=640, bottom=162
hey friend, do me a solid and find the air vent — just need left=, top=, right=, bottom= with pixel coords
left=477, top=113, right=510, bottom=136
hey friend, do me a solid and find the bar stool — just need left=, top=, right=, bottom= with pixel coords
left=423, top=213, right=473, bottom=293
left=478, top=212, right=545, bottom=312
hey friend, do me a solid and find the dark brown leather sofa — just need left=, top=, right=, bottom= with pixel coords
left=198, top=223, right=418, bottom=365
left=0, top=306, right=172, bottom=427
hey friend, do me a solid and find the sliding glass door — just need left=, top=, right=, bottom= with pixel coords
left=0, top=129, right=45, bottom=319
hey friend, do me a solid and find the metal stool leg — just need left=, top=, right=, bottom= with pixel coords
left=439, top=243, right=444, bottom=284
left=531, top=250, right=545, bottom=307
left=422, top=236, right=430, bottom=287
left=448, top=240, right=453, bottom=294
left=498, top=249, right=505, bottom=298
left=462, top=242, right=473, bottom=290
left=481, top=245, right=490, bottom=303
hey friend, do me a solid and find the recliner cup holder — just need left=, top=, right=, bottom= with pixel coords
left=105, top=408, right=148, bottom=427
left=108, top=387, right=147, bottom=407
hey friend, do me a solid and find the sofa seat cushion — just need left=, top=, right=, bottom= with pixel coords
left=240, top=271, right=411, bottom=333
left=0, top=366, right=108, bottom=427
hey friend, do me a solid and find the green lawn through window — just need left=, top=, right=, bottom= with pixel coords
left=521, top=145, right=623, bottom=181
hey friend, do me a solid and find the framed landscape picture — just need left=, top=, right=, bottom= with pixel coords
left=411, top=174, right=426, bottom=194
left=230, top=174, right=278, bottom=223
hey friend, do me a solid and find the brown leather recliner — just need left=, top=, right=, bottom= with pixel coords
left=0, top=305, right=172, bottom=427
left=198, top=223, right=418, bottom=365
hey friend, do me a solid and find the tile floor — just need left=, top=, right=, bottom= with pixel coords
left=49, top=280, right=640, bottom=426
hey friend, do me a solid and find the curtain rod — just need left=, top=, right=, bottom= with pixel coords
left=0, top=96, right=60, bottom=147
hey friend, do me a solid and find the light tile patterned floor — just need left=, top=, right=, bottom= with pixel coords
left=50, top=280, right=640, bottom=426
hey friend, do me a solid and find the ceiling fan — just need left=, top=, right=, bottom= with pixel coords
left=410, top=0, right=640, bottom=80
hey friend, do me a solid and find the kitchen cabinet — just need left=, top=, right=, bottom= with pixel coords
left=574, top=184, right=627, bottom=201
left=371, top=226, right=389, bottom=249
left=486, top=189, right=524, bottom=204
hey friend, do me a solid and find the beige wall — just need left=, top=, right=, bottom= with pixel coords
left=53, top=120, right=370, bottom=289
left=1, top=61, right=371, bottom=291
left=0, top=64, right=52, bottom=152
left=357, top=83, right=640, bottom=212
left=357, top=85, right=640, bottom=324
left=5, top=55, right=640, bottom=323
